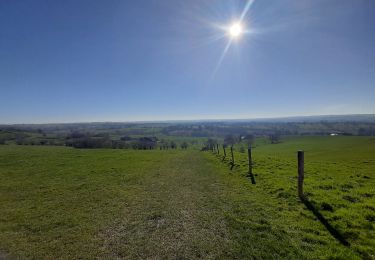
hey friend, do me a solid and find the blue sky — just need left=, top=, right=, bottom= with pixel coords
left=1, top=0, right=374, bottom=123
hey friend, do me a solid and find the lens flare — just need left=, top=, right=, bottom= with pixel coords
left=229, top=23, right=243, bottom=38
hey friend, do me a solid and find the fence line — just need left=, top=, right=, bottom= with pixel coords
left=203, top=144, right=350, bottom=247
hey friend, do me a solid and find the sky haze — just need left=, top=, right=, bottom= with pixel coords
left=1, top=0, right=375, bottom=123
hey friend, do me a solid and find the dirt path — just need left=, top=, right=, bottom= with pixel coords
left=99, top=151, right=232, bottom=259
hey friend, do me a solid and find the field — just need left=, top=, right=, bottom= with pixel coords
left=0, top=136, right=374, bottom=259
left=227, top=136, right=375, bottom=258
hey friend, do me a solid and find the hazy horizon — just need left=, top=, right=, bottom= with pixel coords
left=1, top=113, right=374, bottom=125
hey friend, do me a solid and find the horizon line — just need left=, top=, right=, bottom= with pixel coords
left=1, top=113, right=374, bottom=125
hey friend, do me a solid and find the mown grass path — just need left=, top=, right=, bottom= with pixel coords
left=99, top=151, right=233, bottom=259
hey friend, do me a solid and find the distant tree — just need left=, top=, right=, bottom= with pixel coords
left=133, top=137, right=157, bottom=150
left=67, top=131, right=87, bottom=139
left=15, top=138, right=24, bottom=145
left=243, top=134, right=255, bottom=147
left=181, top=141, right=188, bottom=150
left=111, top=140, right=128, bottom=149
left=206, top=138, right=217, bottom=150
left=170, top=141, right=177, bottom=149
left=358, top=128, right=366, bottom=136
left=269, top=133, right=281, bottom=144
left=65, top=136, right=112, bottom=149
left=120, top=136, right=132, bottom=141
left=159, top=139, right=169, bottom=150
left=93, top=133, right=110, bottom=138
left=224, top=135, right=236, bottom=146
left=358, top=127, right=375, bottom=136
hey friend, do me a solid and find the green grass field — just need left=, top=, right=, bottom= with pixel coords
left=0, top=136, right=374, bottom=259
left=227, top=136, right=375, bottom=258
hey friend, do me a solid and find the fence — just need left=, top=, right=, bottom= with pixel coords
left=205, top=143, right=352, bottom=247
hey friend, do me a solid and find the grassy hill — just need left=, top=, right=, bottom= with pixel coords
left=0, top=136, right=374, bottom=259
left=225, top=136, right=375, bottom=258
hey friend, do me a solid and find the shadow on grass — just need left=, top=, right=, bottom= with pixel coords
left=246, top=172, right=256, bottom=184
left=230, top=162, right=236, bottom=170
left=301, top=196, right=350, bottom=247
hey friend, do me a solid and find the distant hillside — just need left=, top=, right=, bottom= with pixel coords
left=229, top=114, right=375, bottom=123
left=1, top=114, right=375, bottom=126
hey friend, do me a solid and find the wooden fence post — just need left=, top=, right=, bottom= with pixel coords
left=248, top=146, right=252, bottom=175
left=216, top=144, right=219, bottom=154
left=298, top=150, right=304, bottom=199
left=230, top=146, right=234, bottom=165
left=248, top=146, right=256, bottom=184
left=223, top=146, right=226, bottom=158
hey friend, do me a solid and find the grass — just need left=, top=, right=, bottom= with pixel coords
left=226, top=136, right=375, bottom=258
left=0, top=146, right=160, bottom=258
left=0, top=136, right=373, bottom=259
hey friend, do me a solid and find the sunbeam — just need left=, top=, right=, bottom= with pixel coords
left=240, top=0, right=254, bottom=21
left=211, top=0, right=255, bottom=78
left=211, top=38, right=233, bottom=79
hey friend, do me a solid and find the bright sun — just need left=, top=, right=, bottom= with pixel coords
left=229, top=23, right=243, bottom=38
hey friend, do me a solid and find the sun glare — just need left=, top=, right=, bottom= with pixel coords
left=229, top=23, right=243, bottom=38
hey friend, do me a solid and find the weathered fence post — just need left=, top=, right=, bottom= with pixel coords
left=298, top=150, right=304, bottom=199
left=248, top=146, right=256, bottom=184
left=230, top=146, right=234, bottom=165
left=223, top=146, right=226, bottom=158
left=248, top=146, right=252, bottom=175
left=216, top=144, right=219, bottom=154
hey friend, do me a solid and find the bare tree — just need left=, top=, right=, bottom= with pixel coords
left=181, top=141, right=188, bottom=149
left=224, top=135, right=236, bottom=146
left=269, top=133, right=280, bottom=144
left=170, top=141, right=177, bottom=149
left=206, top=138, right=217, bottom=150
